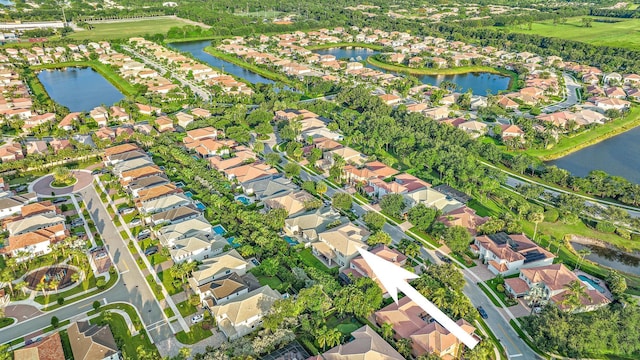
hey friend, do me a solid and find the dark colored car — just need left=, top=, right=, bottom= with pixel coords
left=144, top=246, right=158, bottom=256
left=477, top=306, right=488, bottom=319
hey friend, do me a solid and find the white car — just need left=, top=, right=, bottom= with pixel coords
left=129, top=219, right=142, bottom=227
left=119, top=208, right=135, bottom=215
left=191, top=314, right=204, bottom=324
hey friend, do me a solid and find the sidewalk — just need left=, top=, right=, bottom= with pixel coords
left=93, top=178, right=189, bottom=334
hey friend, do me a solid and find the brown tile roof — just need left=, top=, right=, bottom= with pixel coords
left=1, top=223, right=66, bottom=254
left=505, top=277, right=530, bottom=294
left=14, top=332, right=65, bottom=360
left=105, top=143, right=139, bottom=157
left=68, top=321, right=119, bottom=360
left=323, top=325, right=404, bottom=360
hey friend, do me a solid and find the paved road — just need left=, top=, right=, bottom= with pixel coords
left=543, top=73, right=581, bottom=113
left=121, top=45, right=212, bottom=101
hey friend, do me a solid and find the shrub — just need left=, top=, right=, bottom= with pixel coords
left=51, top=316, right=59, bottom=328
left=57, top=297, right=64, bottom=305
left=595, top=221, right=616, bottom=233
left=615, top=228, right=631, bottom=239
left=544, top=209, right=559, bottom=223
left=496, top=284, right=505, bottom=293
left=93, top=300, right=101, bottom=311
left=96, top=278, right=107, bottom=289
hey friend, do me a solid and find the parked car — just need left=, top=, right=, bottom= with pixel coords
left=191, top=314, right=204, bottom=324
left=143, top=246, right=157, bottom=256
left=437, top=252, right=451, bottom=263
left=129, top=219, right=142, bottom=227
left=14, top=185, right=27, bottom=192
left=119, top=207, right=135, bottom=215
left=137, top=232, right=150, bottom=241
left=91, top=169, right=101, bottom=175
left=138, top=229, right=151, bottom=236
left=53, top=198, right=67, bottom=204
left=477, top=306, right=488, bottom=319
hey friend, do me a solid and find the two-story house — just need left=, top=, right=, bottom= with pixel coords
left=473, top=232, right=555, bottom=276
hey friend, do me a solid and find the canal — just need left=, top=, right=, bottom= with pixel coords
left=37, top=67, right=124, bottom=112
left=571, top=241, right=640, bottom=276
left=168, top=40, right=275, bottom=85
left=548, top=126, right=640, bottom=184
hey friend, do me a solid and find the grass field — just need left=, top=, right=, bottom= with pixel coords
left=68, top=18, right=192, bottom=41
left=496, top=17, right=640, bottom=50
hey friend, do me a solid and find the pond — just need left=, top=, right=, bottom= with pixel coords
left=548, top=126, right=640, bottom=184
left=37, top=67, right=124, bottom=112
left=571, top=241, right=640, bottom=276
left=168, top=40, right=275, bottom=85
left=312, top=47, right=511, bottom=95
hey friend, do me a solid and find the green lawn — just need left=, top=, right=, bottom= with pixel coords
left=90, top=312, right=159, bottom=360
left=175, top=323, right=213, bottom=344
left=496, top=17, right=640, bottom=50
left=35, top=272, right=97, bottom=306
left=145, top=274, right=165, bottom=301
left=325, top=315, right=363, bottom=336
left=0, top=317, right=14, bottom=329
left=157, top=271, right=184, bottom=295
left=485, top=278, right=518, bottom=307
left=257, top=275, right=284, bottom=290
left=68, top=18, right=193, bottom=41
left=408, top=227, right=441, bottom=248
left=88, top=303, right=143, bottom=331
left=164, top=307, right=175, bottom=318
left=176, top=300, right=197, bottom=317
left=298, top=248, right=332, bottom=273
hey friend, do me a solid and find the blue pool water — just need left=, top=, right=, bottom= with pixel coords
left=578, top=275, right=606, bottom=293
left=194, top=201, right=205, bottom=211
left=175, top=182, right=185, bottom=188
left=236, top=195, right=252, bottom=205
left=226, top=237, right=240, bottom=248
left=212, top=224, right=227, bottom=236
left=184, top=191, right=193, bottom=198
left=283, top=236, right=299, bottom=245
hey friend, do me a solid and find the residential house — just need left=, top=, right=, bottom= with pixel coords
left=196, top=272, right=250, bottom=307
left=58, top=112, right=80, bottom=131
left=263, top=190, right=316, bottom=217
left=156, top=215, right=212, bottom=247
left=324, top=147, right=367, bottom=168
left=112, top=157, right=155, bottom=176
left=378, top=93, right=402, bottom=106
left=25, top=140, right=48, bottom=156
left=321, top=325, right=404, bottom=360
left=136, top=103, right=161, bottom=116
left=342, top=245, right=407, bottom=292
left=505, top=263, right=610, bottom=312
left=595, top=98, right=630, bottom=111
left=49, top=139, right=73, bottom=153
left=169, top=234, right=228, bottom=264
left=191, top=108, right=211, bottom=118
left=458, top=120, right=487, bottom=138
left=110, top=106, right=129, bottom=122
left=423, top=106, right=450, bottom=120
left=89, top=106, right=109, bottom=127
left=0, top=143, right=24, bottom=162
left=138, top=193, right=192, bottom=215
left=189, top=250, right=249, bottom=288
left=13, top=332, right=65, bottom=360
left=223, top=163, right=278, bottom=183
left=500, top=124, right=525, bottom=140
left=437, top=206, right=489, bottom=236
left=312, top=222, right=369, bottom=269
left=403, top=186, right=463, bottom=214
left=127, top=175, right=170, bottom=197
left=176, top=112, right=195, bottom=128
left=149, top=204, right=200, bottom=226
left=5, top=212, right=65, bottom=236
left=284, top=207, right=345, bottom=243
left=208, top=149, right=256, bottom=172
left=210, top=285, right=281, bottom=340
left=473, top=232, right=555, bottom=275
left=106, top=149, right=148, bottom=166
left=241, top=176, right=297, bottom=201
left=184, top=127, right=218, bottom=143
left=119, top=166, right=163, bottom=186
left=103, top=144, right=140, bottom=164
left=375, top=297, right=477, bottom=358
left=67, top=321, right=119, bottom=360
left=154, top=116, right=174, bottom=133
left=0, top=194, right=36, bottom=219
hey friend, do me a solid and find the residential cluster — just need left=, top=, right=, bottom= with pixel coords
left=104, top=142, right=285, bottom=340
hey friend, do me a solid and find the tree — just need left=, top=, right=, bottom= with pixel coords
left=93, top=300, right=101, bottom=311
left=265, top=208, right=288, bottom=230
left=442, top=225, right=471, bottom=254
left=265, top=153, right=281, bottom=166
left=52, top=166, right=73, bottom=185
left=404, top=241, right=421, bottom=259
left=606, top=270, right=627, bottom=298
left=50, top=316, right=60, bottom=329
left=380, top=194, right=405, bottom=217
left=407, top=204, right=438, bottom=231
left=260, top=258, right=280, bottom=277
left=562, top=280, right=588, bottom=312
left=253, top=141, right=265, bottom=154
left=367, top=231, right=392, bottom=246
left=283, top=162, right=300, bottom=178
left=381, top=322, right=394, bottom=341
left=528, top=211, right=544, bottom=240
left=316, top=182, right=327, bottom=198
left=0, top=270, right=13, bottom=296
left=576, top=248, right=591, bottom=270
left=363, top=211, right=386, bottom=232
left=316, top=326, right=341, bottom=350
left=332, top=193, right=352, bottom=211
left=396, top=338, right=413, bottom=358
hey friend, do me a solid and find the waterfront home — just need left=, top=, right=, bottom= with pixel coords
left=473, top=232, right=555, bottom=275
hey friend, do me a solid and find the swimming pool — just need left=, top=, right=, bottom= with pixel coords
left=578, top=275, right=606, bottom=293
left=212, top=224, right=227, bottom=236
left=283, top=235, right=299, bottom=245
left=175, top=182, right=185, bottom=188
left=194, top=201, right=205, bottom=211
left=184, top=191, right=193, bottom=198
left=226, top=236, right=240, bottom=248
left=236, top=195, right=252, bottom=205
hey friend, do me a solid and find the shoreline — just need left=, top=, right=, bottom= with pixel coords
left=525, top=106, right=640, bottom=161
left=365, top=56, right=518, bottom=91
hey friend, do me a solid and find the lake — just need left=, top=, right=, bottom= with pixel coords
left=571, top=241, right=640, bottom=276
left=168, top=40, right=275, bottom=85
left=37, top=67, right=124, bottom=112
left=313, top=47, right=511, bottom=95
left=0, top=0, right=14, bottom=6
left=548, top=126, right=640, bottom=184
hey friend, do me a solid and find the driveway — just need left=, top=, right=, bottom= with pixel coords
left=543, top=72, right=581, bottom=113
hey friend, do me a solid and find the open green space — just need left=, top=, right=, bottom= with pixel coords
left=90, top=312, right=159, bottom=360
left=89, top=303, right=143, bottom=331
left=68, top=18, right=192, bottom=41
left=157, top=271, right=184, bottom=295
left=495, top=17, right=640, bottom=50
left=256, top=275, right=284, bottom=290
left=32, top=61, right=138, bottom=97
left=522, top=106, right=640, bottom=160
left=175, top=323, right=213, bottom=344
left=325, top=315, right=363, bottom=336
left=298, top=248, right=332, bottom=273
left=145, top=274, right=165, bottom=300
left=176, top=300, right=197, bottom=317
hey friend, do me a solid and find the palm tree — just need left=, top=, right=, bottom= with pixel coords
left=528, top=211, right=544, bottom=241
left=36, top=282, right=49, bottom=305
left=576, top=248, right=591, bottom=270
left=381, top=322, right=394, bottom=341
left=396, top=338, right=413, bottom=358
left=430, top=287, right=447, bottom=308
left=49, top=279, right=60, bottom=293
left=562, top=280, right=589, bottom=312
left=404, top=242, right=421, bottom=259
left=0, top=270, right=13, bottom=296
left=14, top=281, right=27, bottom=297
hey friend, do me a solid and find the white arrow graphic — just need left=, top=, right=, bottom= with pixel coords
left=357, top=247, right=479, bottom=349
